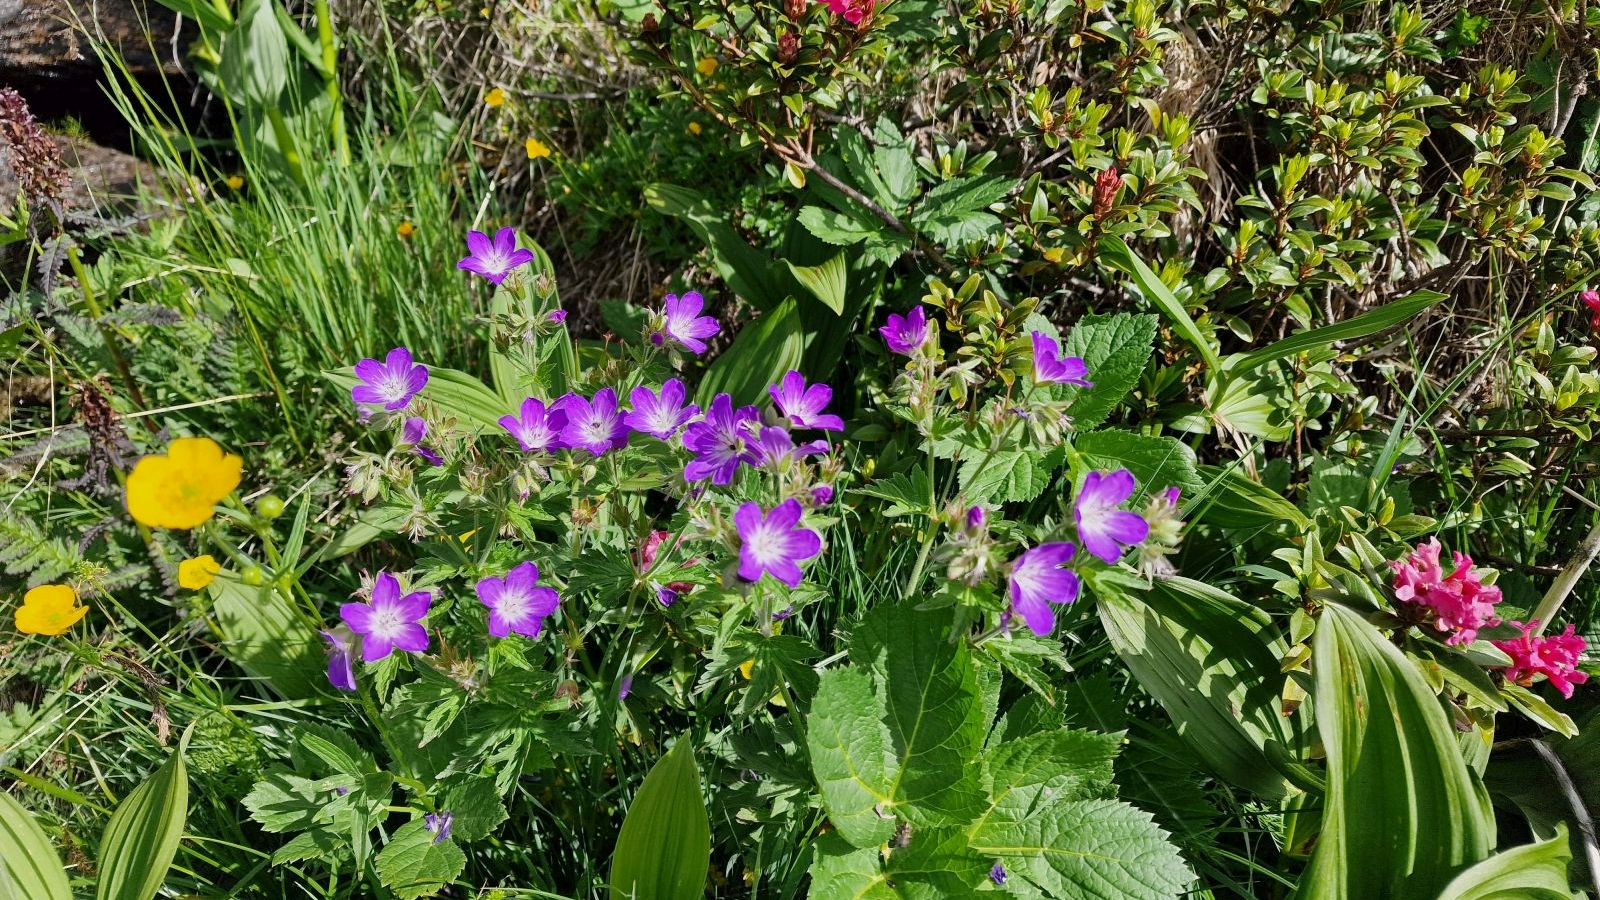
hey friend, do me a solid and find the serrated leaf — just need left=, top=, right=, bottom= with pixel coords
left=798, top=205, right=877, bottom=246
left=0, top=791, right=71, bottom=900
left=973, top=729, right=1120, bottom=832
left=1072, top=430, right=1202, bottom=496
left=807, top=667, right=897, bottom=848
left=856, top=467, right=935, bottom=518
left=438, top=777, right=507, bottom=842
left=243, top=771, right=343, bottom=832
left=807, top=831, right=989, bottom=900
left=959, top=446, right=1063, bottom=505
left=1059, top=313, right=1158, bottom=429
left=970, top=798, right=1192, bottom=900
left=387, top=673, right=468, bottom=748
left=295, top=725, right=378, bottom=778
left=375, top=820, right=466, bottom=899
left=95, top=747, right=188, bottom=900
left=1296, top=604, right=1496, bottom=899
left=609, top=737, right=711, bottom=900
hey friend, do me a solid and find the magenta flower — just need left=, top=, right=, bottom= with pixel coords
left=809, top=484, right=835, bottom=507
left=1074, top=470, right=1150, bottom=564
left=424, top=811, right=453, bottom=844
left=626, top=379, right=699, bottom=439
left=548, top=309, right=568, bottom=324
left=351, top=347, right=428, bottom=411
left=500, top=397, right=567, bottom=452
left=636, top=530, right=695, bottom=607
left=769, top=370, right=844, bottom=431
left=734, top=499, right=823, bottom=588
left=1007, top=542, right=1081, bottom=635
left=1493, top=620, right=1590, bottom=698
left=747, top=426, right=828, bottom=469
left=320, top=627, right=357, bottom=692
left=476, top=561, right=560, bottom=639
left=1030, top=331, right=1092, bottom=387
left=879, top=306, right=931, bottom=356
left=457, top=227, right=536, bottom=285
left=652, top=291, right=721, bottom=354
left=1582, top=289, right=1600, bottom=331
left=401, top=417, right=443, bottom=466
left=1391, top=538, right=1502, bottom=645
left=339, top=572, right=431, bottom=662
left=682, top=393, right=761, bottom=484
left=821, top=0, right=873, bottom=24
left=556, top=388, right=629, bottom=456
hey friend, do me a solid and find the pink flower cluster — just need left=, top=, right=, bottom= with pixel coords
left=1583, top=289, right=1600, bottom=331
left=1390, top=538, right=1502, bottom=645
left=821, top=0, right=873, bottom=24
left=1493, top=621, right=1590, bottom=699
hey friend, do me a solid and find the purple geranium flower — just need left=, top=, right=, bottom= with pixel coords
left=401, top=417, right=443, bottom=466
left=320, top=627, right=357, bottom=692
left=476, top=561, right=560, bottom=639
left=747, top=426, right=828, bottom=469
left=351, top=347, right=428, bottom=411
left=1074, top=469, right=1151, bottom=564
left=556, top=388, right=629, bottom=456
left=1007, top=542, right=1081, bottom=635
left=457, top=227, right=536, bottom=285
left=769, top=370, right=844, bottom=431
left=499, top=397, right=567, bottom=452
left=626, top=379, right=699, bottom=440
left=734, top=498, right=823, bottom=588
left=548, top=309, right=568, bottom=323
left=339, top=572, right=431, bottom=662
left=1030, top=331, right=1093, bottom=387
left=424, top=811, right=453, bottom=844
left=990, top=863, right=1007, bottom=886
left=682, top=393, right=761, bottom=484
left=879, top=307, right=931, bottom=356
left=652, top=291, right=721, bottom=354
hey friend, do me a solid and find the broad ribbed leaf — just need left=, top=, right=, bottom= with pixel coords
left=1192, top=464, right=1312, bottom=531
left=1058, top=313, right=1158, bottom=430
left=95, top=748, right=188, bottom=900
left=851, top=604, right=988, bottom=828
left=1434, top=827, right=1575, bottom=900
left=1231, top=290, right=1447, bottom=374
left=208, top=579, right=323, bottom=700
left=0, top=791, right=71, bottom=900
left=645, top=184, right=781, bottom=309
left=784, top=252, right=848, bottom=315
left=1297, top=604, right=1496, bottom=899
left=971, top=798, right=1192, bottom=900
left=807, top=668, right=897, bottom=848
left=1097, top=574, right=1300, bottom=798
left=696, top=297, right=806, bottom=407
left=609, top=737, right=711, bottom=900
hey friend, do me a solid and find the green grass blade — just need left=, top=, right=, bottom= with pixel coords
left=0, top=790, right=72, bottom=900
left=1231, top=289, right=1448, bottom=375
left=94, top=747, right=189, bottom=900
left=608, top=737, right=711, bottom=900
left=1097, top=235, right=1223, bottom=376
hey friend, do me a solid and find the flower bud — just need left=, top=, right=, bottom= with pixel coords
left=778, top=30, right=800, bottom=64
left=1092, top=166, right=1122, bottom=217
left=256, top=494, right=285, bottom=520
left=785, top=0, right=806, bottom=19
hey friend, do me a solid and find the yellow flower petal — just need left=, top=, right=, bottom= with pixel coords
left=485, top=87, right=507, bottom=107
left=126, top=437, right=243, bottom=530
left=15, top=584, right=87, bottom=636
left=739, top=659, right=754, bottom=680
left=225, top=175, right=244, bottom=190
left=526, top=138, right=551, bottom=160
left=397, top=221, right=415, bottom=238
left=696, top=57, right=719, bottom=76
left=687, top=122, right=702, bottom=136
left=178, top=555, right=221, bottom=590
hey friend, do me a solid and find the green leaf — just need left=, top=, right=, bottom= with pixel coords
left=783, top=252, right=849, bottom=315
left=220, top=0, right=289, bottom=105
left=1098, top=236, right=1221, bottom=376
left=207, top=580, right=323, bottom=700
left=1296, top=604, right=1496, bottom=899
left=1072, top=430, right=1202, bottom=496
left=488, top=236, right=562, bottom=400
left=1096, top=574, right=1300, bottom=799
left=1059, top=313, right=1158, bottom=429
left=1192, top=464, right=1312, bottom=531
left=95, top=747, right=188, bottom=900
left=323, top=366, right=510, bottom=431
left=1206, top=366, right=1295, bottom=442
left=148, top=0, right=232, bottom=31
left=851, top=605, right=989, bottom=829
left=855, top=467, right=934, bottom=518
left=973, top=729, right=1120, bottom=832
left=797, top=205, right=878, bottom=246
left=969, top=798, right=1192, bottom=900
left=958, top=446, right=1062, bottom=505
left=1501, top=683, right=1579, bottom=738
left=374, top=819, right=466, bottom=899
left=1434, top=827, right=1576, bottom=900
left=1230, top=290, right=1447, bottom=374
left=697, top=297, right=805, bottom=407
left=609, top=737, right=711, bottom=900
left=807, top=831, right=990, bottom=900
left=387, top=671, right=468, bottom=748
left=645, top=184, right=782, bottom=310
left=438, top=777, right=507, bottom=843
left=0, top=791, right=71, bottom=900
left=807, top=668, right=897, bottom=848
left=243, top=771, right=344, bottom=832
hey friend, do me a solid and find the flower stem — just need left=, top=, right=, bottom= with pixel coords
left=1530, top=515, right=1600, bottom=635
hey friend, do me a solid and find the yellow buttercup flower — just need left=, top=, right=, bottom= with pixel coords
left=696, top=56, right=719, bottom=76
left=15, top=585, right=87, bottom=636
left=687, top=122, right=702, bottom=136
left=225, top=175, right=244, bottom=190
left=397, top=220, right=415, bottom=238
left=526, top=138, right=551, bottom=160
left=178, top=555, right=221, bottom=590
left=739, top=659, right=754, bottom=680
left=485, top=87, right=507, bottom=107
left=125, top=437, right=243, bottom=530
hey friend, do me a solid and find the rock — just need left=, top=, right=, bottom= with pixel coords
left=0, top=0, right=187, bottom=83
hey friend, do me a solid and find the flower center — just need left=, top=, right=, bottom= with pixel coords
left=745, top=524, right=782, bottom=566
left=369, top=607, right=406, bottom=639
left=497, top=587, right=530, bottom=623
